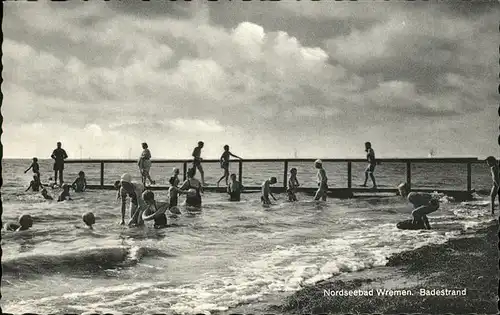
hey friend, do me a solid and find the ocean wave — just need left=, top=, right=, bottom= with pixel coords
left=2, top=246, right=174, bottom=276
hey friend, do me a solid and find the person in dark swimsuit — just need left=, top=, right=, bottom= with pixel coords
left=227, top=173, right=244, bottom=201
left=217, top=145, right=242, bottom=187
left=57, top=184, right=72, bottom=202
left=26, top=174, right=43, bottom=192
left=180, top=167, right=203, bottom=208
left=167, top=176, right=183, bottom=215
left=24, top=157, right=40, bottom=179
left=51, top=142, right=68, bottom=186
left=141, top=191, right=168, bottom=229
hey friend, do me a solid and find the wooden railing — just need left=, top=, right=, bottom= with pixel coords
left=65, top=157, right=479, bottom=194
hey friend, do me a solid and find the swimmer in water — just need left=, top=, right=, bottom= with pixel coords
left=180, top=167, right=203, bottom=208
left=41, top=188, right=53, bottom=200
left=4, top=214, right=34, bottom=231
left=57, top=184, right=72, bottom=202
left=398, top=183, right=439, bottom=229
left=287, top=168, right=300, bottom=202
left=118, top=173, right=146, bottom=227
left=485, top=156, right=499, bottom=215
left=191, top=141, right=205, bottom=186
left=171, top=167, right=180, bottom=186
left=82, top=212, right=96, bottom=229
left=314, top=159, right=328, bottom=201
left=217, top=145, right=242, bottom=187
left=24, top=157, right=40, bottom=179
left=138, top=142, right=156, bottom=186
left=140, top=191, right=169, bottom=229
left=26, top=174, right=43, bottom=192
left=168, top=176, right=183, bottom=214
left=261, top=177, right=277, bottom=205
left=71, top=171, right=87, bottom=192
left=361, top=142, right=377, bottom=189
left=227, top=173, right=244, bottom=202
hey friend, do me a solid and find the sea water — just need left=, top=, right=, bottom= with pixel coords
left=1, top=159, right=495, bottom=314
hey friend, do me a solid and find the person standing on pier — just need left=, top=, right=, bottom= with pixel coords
left=485, top=156, right=499, bottom=215
left=361, top=142, right=377, bottom=189
left=180, top=167, right=203, bottom=208
left=51, top=142, right=68, bottom=187
left=398, top=183, right=439, bottom=229
left=138, top=142, right=155, bottom=186
left=314, top=160, right=328, bottom=201
left=192, top=141, right=205, bottom=186
left=217, top=145, right=242, bottom=187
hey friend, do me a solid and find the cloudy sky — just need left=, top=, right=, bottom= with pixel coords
left=2, top=1, right=498, bottom=159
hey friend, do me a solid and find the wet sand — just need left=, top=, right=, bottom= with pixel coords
left=279, top=222, right=499, bottom=314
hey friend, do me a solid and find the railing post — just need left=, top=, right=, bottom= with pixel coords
left=406, top=161, right=411, bottom=190
left=183, top=161, right=187, bottom=181
left=347, top=161, right=352, bottom=189
left=466, top=162, right=472, bottom=191
left=283, top=160, right=288, bottom=189
left=100, top=162, right=104, bottom=187
left=238, top=160, right=243, bottom=185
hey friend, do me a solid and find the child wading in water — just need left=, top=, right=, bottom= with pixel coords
left=217, top=145, right=242, bottom=187
left=4, top=214, right=34, bottom=232
left=26, top=174, right=43, bottom=192
left=287, top=168, right=300, bottom=202
left=140, top=191, right=169, bottom=229
left=24, top=157, right=40, bottom=178
left=314, top=159, right=328, bottom=201
left=486, top=156, right=499, bottom=215
left=168, top=176, right=182, bottom=215
left=261, top=177, right=277, bottom=205
left=57, top=184, right=72, bottom=202
left=71, top=171, right=87, bottom=192
left=82, top=212, right=96, bottom=229
left=227, top=174, right=244, bottom=201
left=41, top=188, right=53, bottom=200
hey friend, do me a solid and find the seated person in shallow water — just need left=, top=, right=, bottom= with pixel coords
left=398, top=182, right=439, bottom=230
left=41, top=188, right=53, bottom=200
left=4, top=214, right=33, bottom=231
left=140, top=191, right=169, bottom=229
left=26, top=174, right=43, bottom=192
left=261, top=177, right=277, bottom=205
left=57, top=184, right=72, bottom=202
left=485, top=156, right=499, bottom=215
left=227, top=173, right=244, bottom=202
left=71, top=171, right=87, bottom=192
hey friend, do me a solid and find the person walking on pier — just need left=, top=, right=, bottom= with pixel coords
left=485, top=156, right=499, bottom=215
left=217, top=145, right=242, bottom=187
left=192, top=141, right=205, bottom=186
left=398, top=183, right=439, bottom=229
left=138, top=142, right=155, bottom=186
left=51, top=142, right=68, bottom=187
left=314, top=160, right=328, bottom=201
left=361, top=142, right=377, bottom=189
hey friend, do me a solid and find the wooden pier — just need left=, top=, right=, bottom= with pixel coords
left=65, top=157, right=479, bottom=201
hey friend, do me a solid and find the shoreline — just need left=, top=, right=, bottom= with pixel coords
left=276, top=222, right=498, bottom=314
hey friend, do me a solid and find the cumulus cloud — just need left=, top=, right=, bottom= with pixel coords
left=2, top=1, right=498, bottom=158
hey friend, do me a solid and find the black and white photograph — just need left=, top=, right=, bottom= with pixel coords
left=1, top=1, right=498, bottom=314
